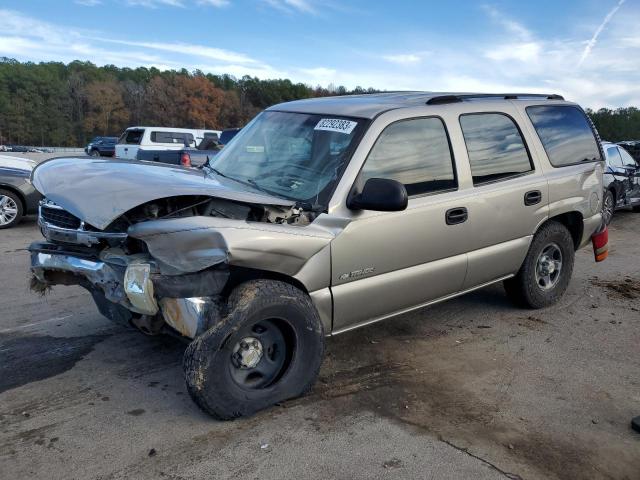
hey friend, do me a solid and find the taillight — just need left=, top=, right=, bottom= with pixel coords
left=591, top=225, right=609, bottom=262
left=180, top=152, right=191, bottom=167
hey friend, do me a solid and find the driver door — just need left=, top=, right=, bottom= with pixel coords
left=330, top=116, right=470, bottom=332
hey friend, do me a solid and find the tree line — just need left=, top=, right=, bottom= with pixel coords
left=0, top=58, right=377, bottom=147
left=0, top=58, right=638, bottom=146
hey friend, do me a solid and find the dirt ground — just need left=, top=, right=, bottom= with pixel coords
left=1, top=211, right=639, bottom=480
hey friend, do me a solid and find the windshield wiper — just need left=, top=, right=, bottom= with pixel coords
left=207, top=166, right=293, bottom=201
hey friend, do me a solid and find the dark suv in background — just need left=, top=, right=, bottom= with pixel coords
left=85, top=137, right=117, bottom=157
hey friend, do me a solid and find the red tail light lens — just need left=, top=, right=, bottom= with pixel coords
left=591, top=225, right=609, bottom=262
left=180, top=152, right=191, bottom=167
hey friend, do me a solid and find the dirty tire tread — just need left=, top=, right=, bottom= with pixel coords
left=0, top=188, right=23, bottom=229
left=183, top=280, right=324, bottom=420
left=504, top=221, right=575, bottom=309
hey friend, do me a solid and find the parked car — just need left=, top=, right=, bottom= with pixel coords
left=0, top=145, right=12, bottom=152
left=0, top=156, right=42, bottom=228
left=85, top=136, right=117, bottom=157
left=29, top=92, right=607, bottom=420
left=9, top=145, right=29, bottom=153
left=602, top=141, right=640, bottom=224
left=617, top=140, right=640, bottom=163
left=135, top=134, right=221, bottom=167
left=115, top=127, right=220, bottom=160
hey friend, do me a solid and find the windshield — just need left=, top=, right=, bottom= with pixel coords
left=207, top=111, right=366, bottom=205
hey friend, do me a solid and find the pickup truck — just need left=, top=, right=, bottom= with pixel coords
left=135, top=136, right=221, bottom=167
left=85, top=136, right=117, bottom=157
left=115, top=127, right=221, bottom=160
left=135, top=128, right=242, bottom=167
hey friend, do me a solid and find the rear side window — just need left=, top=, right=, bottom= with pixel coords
left=120, top=129, right=144, bottom=145
left=527, top=106, right=601, bottom=167
left=460, top=113, right=533, bottom=185
left=606, top=146, right=623, bottom=167
left=360, top=117, right=457, bottom=196
left=150, top=131, right=194, bottom=145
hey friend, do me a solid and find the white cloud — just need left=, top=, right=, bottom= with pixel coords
left=263, top=0, right=315, bottom=14
left=92, top=37, right=257, bottom=64
left=124, top=0, right=185, bottom=7
left=75, top=0, right=102, bottom=6
left=578, top=0, right=626, bottom=66
left=382, top=53, right=423, bottom=66
left=197, top=0, right=230, bottom=6
left=484, top=42, right=541, bottom=62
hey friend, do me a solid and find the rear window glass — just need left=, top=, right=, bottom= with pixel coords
left=120, top=129, right=144, bottom=145
left=526, top=106, right=601, bottom=167
left=460, top=113, right=533, bottom=185
left=150, top=131, right=194, bottom=145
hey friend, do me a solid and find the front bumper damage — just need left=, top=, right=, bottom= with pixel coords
left=29, top=242, right=229, bottom=338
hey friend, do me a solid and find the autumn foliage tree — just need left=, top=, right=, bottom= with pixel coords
left=83, top=79, right=129, bottom=136
left=0, top=58, right=381, bottom=146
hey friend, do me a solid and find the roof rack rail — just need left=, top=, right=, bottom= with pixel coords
left=426, top=93, right=564, bottom=105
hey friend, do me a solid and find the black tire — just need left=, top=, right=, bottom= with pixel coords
left=90, top=149, right=101, bottom=157
left=602, top=189, right=615, bottom=225
left=0, top=189, right=24, bottom=229
left=632, top=205, right=640, bottom=213
left=504, top=221, right=575, bottom=309
left=183, top=279, right=325, bottom=420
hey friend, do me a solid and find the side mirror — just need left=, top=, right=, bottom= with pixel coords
left=348, top=178, right=408, bottom=212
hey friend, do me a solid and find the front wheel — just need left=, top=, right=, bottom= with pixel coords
left=183, top=280, right=325, bottom=420
left=90, top=149, right=101, bottom=157
left=602, top=189, right=615, bottom=225
left=504, top=221, right=575, bottom=309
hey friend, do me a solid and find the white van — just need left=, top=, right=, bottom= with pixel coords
left=115, top=127, right=222, bottom=160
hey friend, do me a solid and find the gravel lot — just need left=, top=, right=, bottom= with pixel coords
left=0, top=167, right=639, bottom=479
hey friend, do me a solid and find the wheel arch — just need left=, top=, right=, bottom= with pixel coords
left=540, top=211, right=584, bottom=250
left=225, top=265, right=310, bottom=296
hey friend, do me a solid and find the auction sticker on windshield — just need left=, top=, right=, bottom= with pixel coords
left=314, top=119, right=358, bottom=135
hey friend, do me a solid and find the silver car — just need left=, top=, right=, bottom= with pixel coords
left=29, top=92, right=608, bottom=419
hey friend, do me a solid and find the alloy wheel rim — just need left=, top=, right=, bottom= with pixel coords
left=535, top=243, right=563, bottom=290
left=0, top=195, right=18, bottom=225
left=603, top=194, right=614, bottom=224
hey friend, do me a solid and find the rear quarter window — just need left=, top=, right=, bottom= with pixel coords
left=526, top=106, right=601, bottom=167
left=459, top=113, right=533, bottom=185
left=151, top=131, right=194, bottom=145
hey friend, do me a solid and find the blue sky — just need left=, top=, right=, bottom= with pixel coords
left=1, top=0, right=638, bottom=107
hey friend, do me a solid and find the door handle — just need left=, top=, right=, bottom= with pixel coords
left=445, top=207, right=468, bottom=225
left=524, top=190, right=542, bottom=206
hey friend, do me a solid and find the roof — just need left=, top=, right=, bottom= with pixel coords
left=268, top=91, right=566, bottom=119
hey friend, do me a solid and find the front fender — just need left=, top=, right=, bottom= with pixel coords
left=128, top=216, right=334, bottom=279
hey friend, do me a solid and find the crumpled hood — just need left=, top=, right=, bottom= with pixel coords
left=32, top=157, right=294, bottom=230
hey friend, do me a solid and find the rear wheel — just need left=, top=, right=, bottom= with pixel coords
left=504, top=221, right=575, bottom=309
left=602, top=189, right=615, bottom=225
left=183, top=280, right=325, bottom=420
left=0, top=189, right=23, bottom=229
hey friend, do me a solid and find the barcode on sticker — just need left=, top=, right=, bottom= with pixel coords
left=314, top=119, right=357, bottom=135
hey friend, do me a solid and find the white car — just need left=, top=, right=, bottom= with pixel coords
left=115, top=127, right=222, bottom=160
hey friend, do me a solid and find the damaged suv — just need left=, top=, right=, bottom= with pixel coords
left=30, top=92, right=608, bottom=419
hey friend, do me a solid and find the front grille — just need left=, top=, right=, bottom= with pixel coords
left=40, top=205, right=81, bottom=230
